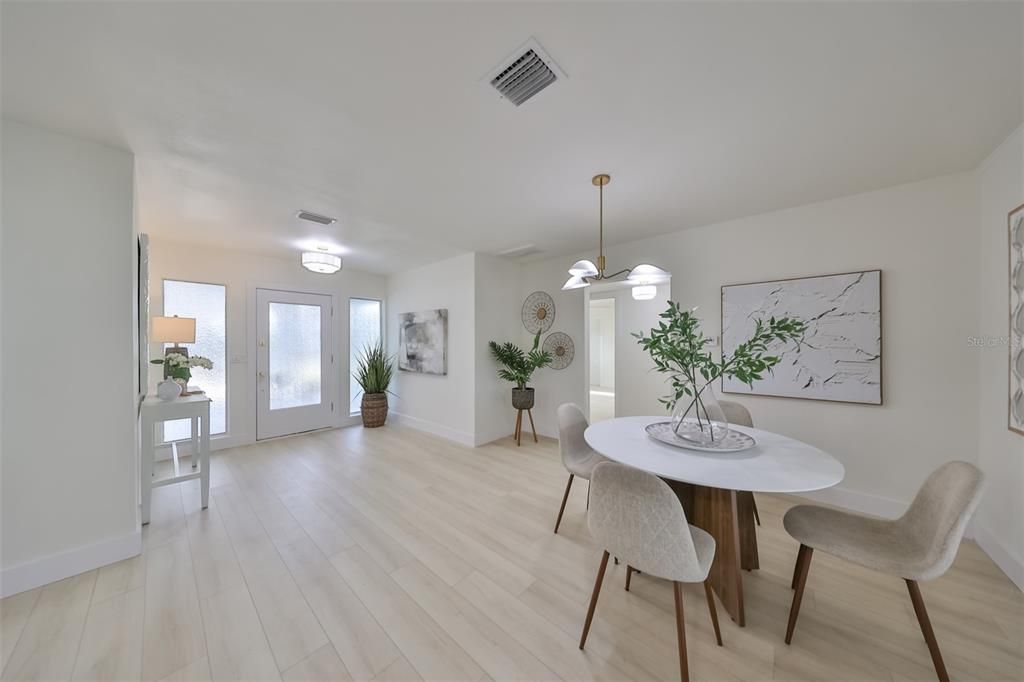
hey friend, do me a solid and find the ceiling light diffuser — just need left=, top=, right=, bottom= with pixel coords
left=301, top=251, right=342, bottom=274
left=631, top=285, right=657, bottom=301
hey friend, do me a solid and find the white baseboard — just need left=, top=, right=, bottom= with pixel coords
left=389, top=412, right=475, bottom=447
left=973, top=524, right=1024, bottom=591
left=1, top=529, right=142, bottom=598
left=155, top=417, right=364, bottom=460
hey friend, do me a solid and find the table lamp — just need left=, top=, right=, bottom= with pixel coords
left=151, top=314, right=196, bottom=361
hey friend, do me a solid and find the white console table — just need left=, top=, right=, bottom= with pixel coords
left=140, top=393, right=210, bottom=524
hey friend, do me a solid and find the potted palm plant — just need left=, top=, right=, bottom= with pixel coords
left=353, top=341, right=395, bottom=428
left=488, top=331, right=553, bottom=409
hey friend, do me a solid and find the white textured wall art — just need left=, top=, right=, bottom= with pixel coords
left=1009, top=204, right=1024, bottom=435
left=722, top=270, right=882, bottom=404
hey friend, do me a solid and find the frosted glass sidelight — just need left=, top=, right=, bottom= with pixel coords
left=163, top=280, right=226, bottom=441
left=269, top=302, right=322, bottom=410
left=349, top=298, right=382, bottom=412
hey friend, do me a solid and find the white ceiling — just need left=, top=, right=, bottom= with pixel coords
left=3, top=2, right=1021, bottom=274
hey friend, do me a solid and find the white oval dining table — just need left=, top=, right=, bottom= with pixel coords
left=585, top=415, right=845, bottom=626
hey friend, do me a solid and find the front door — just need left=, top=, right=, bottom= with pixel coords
left=256, top=289, right=334, bottom=440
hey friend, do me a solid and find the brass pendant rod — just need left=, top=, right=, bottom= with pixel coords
left=598, top=180, right=603, bottom=274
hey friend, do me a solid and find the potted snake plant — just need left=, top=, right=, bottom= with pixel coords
left=488, top=331, right=552, bottom=409
left=353, top=341, right=395, bottom=428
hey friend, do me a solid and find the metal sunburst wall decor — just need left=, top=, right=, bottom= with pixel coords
left=522, top=291, right=555, bottom=334
left=543, top=332, right=574, bottom=370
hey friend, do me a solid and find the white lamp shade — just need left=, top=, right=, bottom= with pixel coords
left=625, top=263, right=669, bottom=284
left=302, top=251, right=342, bottom=274
left=568, top=260, right=599, bottom=277
left=151, top=316, right=196, bottom=343
left=562, top=275, right=590, bottom=290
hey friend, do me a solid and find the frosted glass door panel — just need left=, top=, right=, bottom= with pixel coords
left=163, top=280, right=226, bottom=441
left=269, top=302, right=322, bottom=410
left=256, top=289, right=333, bottom=440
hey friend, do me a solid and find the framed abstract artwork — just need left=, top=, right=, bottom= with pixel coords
left=1009, top=203, right=1024, bottom=435
left=722, top=270, right=882, bottom=404
left=398, top=309, right=448, bottom=375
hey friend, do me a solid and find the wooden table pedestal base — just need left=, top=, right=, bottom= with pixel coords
left=669, top=482, right=759, bottom=626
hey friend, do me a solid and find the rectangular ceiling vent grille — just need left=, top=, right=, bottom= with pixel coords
left=496, top=244, right=543, bottom=259
left=297, top=210, right=336, bottom=225
left=487, top=38, right=565, bottom=107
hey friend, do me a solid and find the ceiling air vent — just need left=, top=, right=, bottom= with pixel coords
left=496, top=244, right=543, bottom=259
left=486, top=38, right=566, bottom=107
left=297, top=210, right=336, bottom=225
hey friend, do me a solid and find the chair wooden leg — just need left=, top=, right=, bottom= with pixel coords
left=791, top=543, right=809, bottom=589
left=625, top=565, right=634, bottom=591
left=672, top=582, right=690, bottom=682
left=553, top=474, right=574, bottom=534
left=704, top=579, right=723, bottom=646
left=785, top=544, right=813, bottom=644
left=580, top=550, right=610, bottom=650
left=906, top=580, right=950, bottom=682
left=751, top=495, right=761, bottom=526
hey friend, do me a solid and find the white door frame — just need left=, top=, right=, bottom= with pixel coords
left=255, top=288, right=335, bottom=440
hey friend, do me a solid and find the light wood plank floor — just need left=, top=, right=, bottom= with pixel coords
left=2, top=426, right=1021, bottom=681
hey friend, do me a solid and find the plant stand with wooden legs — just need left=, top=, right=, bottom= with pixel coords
left=513, top=408, right=538, bottom=446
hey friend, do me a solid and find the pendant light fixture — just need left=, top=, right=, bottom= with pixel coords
left=562, top=174, right=669, bottom=298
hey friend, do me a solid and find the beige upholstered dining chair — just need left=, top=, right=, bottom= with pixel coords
left=580, top=462, right=723, bottom=682
left=553, top=403, right=608, bottom=533
left=718, top=400, right=761, bottom=526
left=783, top=461, right=983, bottom=682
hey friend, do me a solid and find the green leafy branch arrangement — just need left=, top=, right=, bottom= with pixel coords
left=634, top=301, right=806, bottom=431
left=488, top=331, right=553, bottom=390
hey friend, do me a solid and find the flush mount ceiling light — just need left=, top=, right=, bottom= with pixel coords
left=561, top=174, right=669, bottom=299
left=301, top=247, right=342, bottom=274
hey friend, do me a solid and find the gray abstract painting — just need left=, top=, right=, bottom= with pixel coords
left=398, top=309, right=448, bottom=375
left=722, top=270, right=882, bottom=404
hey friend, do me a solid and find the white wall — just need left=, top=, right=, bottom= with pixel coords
left=147, top=238, right=387, bottom=448
left=387, top=253, right=477, bottom=445
left=474, top=254, right=524, bottom=446
left=973, top=126, right=1024, bottom=588
left=524, top=173, right=979, bottom=513
left=1, top=120, right=139, bottom=596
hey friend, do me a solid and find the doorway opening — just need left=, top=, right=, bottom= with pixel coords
left=584, top=277, right=672, bottom=423
left=589, top=296, right=616, bottom=422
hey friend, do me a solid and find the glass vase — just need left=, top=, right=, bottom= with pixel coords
left=671, top=380, right=730, bottom=446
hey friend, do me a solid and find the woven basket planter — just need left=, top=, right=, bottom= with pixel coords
left=361, top=393, right=389, bottom=428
